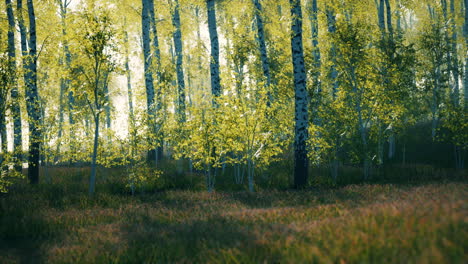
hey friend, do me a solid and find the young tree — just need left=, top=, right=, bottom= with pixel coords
left=290, top=0, right=309, bottom=188
left=75, top=11, right=117, bottom=195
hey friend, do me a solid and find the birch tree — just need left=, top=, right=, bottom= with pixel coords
left=253, top=0, right=272, bottom=105
left=172, top=0, right=186, bottom=122
left=290, top=0, right=309, bottom=188
left=55, top=0, right=73, bottom=160
left=6, top=0, right=23, bottom=171
left=25, top=0, right=41, bottom=184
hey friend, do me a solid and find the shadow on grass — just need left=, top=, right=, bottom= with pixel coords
left=118, top=215, right=256, bottom=263
left=0, top=197, right=61, bottom=264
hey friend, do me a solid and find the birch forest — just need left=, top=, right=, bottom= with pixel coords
left=0, top=0, right=467, bottom=262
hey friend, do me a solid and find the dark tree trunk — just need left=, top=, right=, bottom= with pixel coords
left=464, top=0, right=468, bottom=110
left=290, top=0, right=309, bottom=189
left=89, top=114, right=100, bottom=195
left=6, top=0, right=23, bottom=171
left=253, top=0, right=272, bottom=105
left=326, top=5, right=339, bottom=97
left=172, top=0, right=186, bottom=122
left=124, top=23, right=134, bottom=122
left=26, top=0, right=41, bottom=184
left=450, top=0, right=460, bottom=106
left=207, top=0, right=221, bottom=100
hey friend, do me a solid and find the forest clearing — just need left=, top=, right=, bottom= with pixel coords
left=1, top=169, right=466, bottom=263
left=1, top=0, right=467, bottom=262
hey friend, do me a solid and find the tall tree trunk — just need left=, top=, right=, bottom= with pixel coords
left=396, top=0, right=402, bottom=37
left=428, top=4, right=441, bottom=140
left=326, top=6, right=339, bottom=97
left=207, top=0, right=221, bottom=100
left=384, top=0, right=394, bottom=41
left=323, top=5, right=340, bottom=180
left=124, top=25, right=134, bottom=124
left=253, top=0, right=272, bottom=105
left=309, top=0, right=321, bottom=96
left=147, top=0, right=163, bottom=163
left=17, top=0, right=28, bottom=167
left=290, top=0, right=309, bottom=189
left=0, top=103, right=6, bottom=170
left=195, top=6, right=205, bottom=93
left=56, top=1, right=73, bottom=160
left=442, top=0, right=454, bottom=106
left=309, top=0, right=322, bottom=134
left=6, top=0, right=23, bottom=171
left=25, top=0, right=41, bottom=184
left=142, top=0, right=159, bottom=165
left=450, top=0, right=460, bottom=106
left=385, top=0, right=396, bottom=160
left=172, top=0, right=186, bottom=122
left=464, top=0, right=468, bottom=110
left=206, top=0, right=221, bottom=191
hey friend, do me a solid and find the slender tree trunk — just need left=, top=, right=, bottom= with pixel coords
left=253, top=0, right=272, bottom=105
left=89, top=114, right=100, bottom=195
left=463, top=0, right=468, bottom=111
left=326, top=6, right=338, bottom=98
left=25, top=0, right=40, bottom=184
left=207, top=0, right=221, bottom=100
left=450, top=0, right=460, bottom=106
left=124, top=25, right=134, bottom=125
left=6, top=0, right=23, bottom=171
left=56, top=1, right=69, bottom=160
left=103, top=72, right=111, bottom=129
left=142, top=0, right=158, bottom=165
left=0, top=113, right=6, bottom=169
left=290, top=0, right=309, bottom=189
left=195, top=6, right=205, bottom=93
left=309, top=0, right=322, bottom=132
left=147, top=0, right=163, bottom=163
left=385, top=0, right=396, bottom=160
left=206, top=0, right=222, bottom=191
left=396, top=0, right=402, bottom=37
left=309, top=0, right=321, bottom=97
left=464, top=0, right=468, bottom=110
left=377, top=0, right=385, bottom=32
left=442, top=0, right=454, bottom=106
left=248, top=158, right=254, bottom=192
left=172, top=0, right=186, bottom=122
left=57, top=2, right=75, bottom=128
left=384, top=0, right=394, bottom=40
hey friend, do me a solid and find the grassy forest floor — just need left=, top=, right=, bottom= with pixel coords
left=0, top=168, right=467, bottom=263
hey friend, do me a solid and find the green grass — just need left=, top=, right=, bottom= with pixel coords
left=0, top=169, right=466, bottom=263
